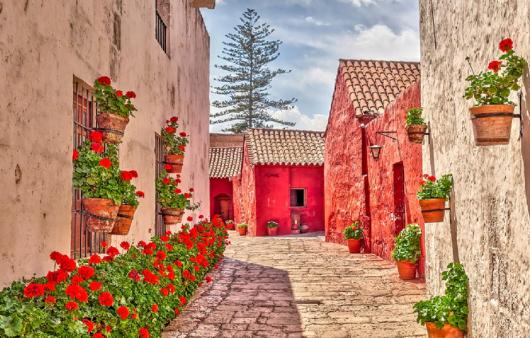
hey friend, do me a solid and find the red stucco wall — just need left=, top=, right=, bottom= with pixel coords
left=209, top=178, right=234, bottom=220
left=233, top=142, right=257, bottom=231
left=325, top=72, right=425, bottom=275
left=254, top=165, right=324, bottom=236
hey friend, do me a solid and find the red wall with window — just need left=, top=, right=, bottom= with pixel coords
left=209, top=178, right=234, bottom=220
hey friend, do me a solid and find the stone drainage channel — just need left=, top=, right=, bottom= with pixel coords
left=163, top=232, right=425, bottom=338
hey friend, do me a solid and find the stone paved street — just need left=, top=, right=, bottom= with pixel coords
left=164, top=232, right=426, bottom=338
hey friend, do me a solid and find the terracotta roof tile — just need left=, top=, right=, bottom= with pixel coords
left=246, top=128, right=324, bottom=166
left=340, top=59, right=420, bottom=115
left=209, top=147, right=243, bottom=178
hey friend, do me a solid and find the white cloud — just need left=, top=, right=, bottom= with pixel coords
left=338, top=0, right=377, bottom=7
left=305, top=16, right=330, bottom=26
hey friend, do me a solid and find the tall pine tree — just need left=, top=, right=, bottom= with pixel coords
left=211, top=9, right=297, bottom=133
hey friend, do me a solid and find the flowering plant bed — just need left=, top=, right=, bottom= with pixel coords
left=405, top=107, right=428, bottom=144
left=343, top=221, right=363, bottom=253
left=94, top=76, right=137, bottom=144
left=414, top=263, right=468, bottom=337
left=0, top=219, right=228, bottom=337
left=162, top=117, right=189, bottom=173
left=464, top=38, right=527, bottom=145
left=392, top=224, right=421, bottom=280
left=417, top=174, right=453, bottom=223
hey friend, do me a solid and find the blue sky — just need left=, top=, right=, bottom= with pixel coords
left=202, top=0, right=419, bottom=132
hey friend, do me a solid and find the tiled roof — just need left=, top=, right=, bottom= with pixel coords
left=246, top=128, right=324, bottom=166
left=209, top=147, right=243, bottom=178
left=340, top=59, right=420, bottom=115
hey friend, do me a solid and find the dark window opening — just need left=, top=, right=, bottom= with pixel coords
left=290, top=189, right=306, bottom=207
left=71, top=78, right=108, bottom=259
left=154, top=133, right=165, bottom=236
left=155, top=0, right=170, bottom=55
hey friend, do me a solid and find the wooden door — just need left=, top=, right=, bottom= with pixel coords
left=393, top=162, right=406, bottom=235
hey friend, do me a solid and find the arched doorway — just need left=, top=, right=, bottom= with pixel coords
left=214, top=194, right=233, bottom=221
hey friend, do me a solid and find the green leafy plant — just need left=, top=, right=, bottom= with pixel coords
left=417, top=174, right=453, bottom=200
left=72, top=133, right=123, bottom=205
left=237, top=223, right=248, bottom=229
left=343, top=221, right=363, bottom=240
left=155, top=173, right=192, bottom=209
left=93, top=76, right=137, bottom=118
left=464, top=38, right=526, bottom=106
left=413, top=263, right=469, bottom=331
left=162, top=117, right=189, bottom=156
left=0, top=219, right=228, bottom=337
left=118, top=170, right=141, bottom=207
left=406, top=108, right=425, bottom=126
left=391, top=224, right=422, bottom=263
left=266, top=221, right=278, bottom=229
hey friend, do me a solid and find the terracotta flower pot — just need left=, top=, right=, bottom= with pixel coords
left=396, top=260, right=417, bottom=280
left=226, top=223, right=235, bottom=230
left=426, top=322, right=464, bottom=338
left=96, top=112, right=129, bottom=144
left=419, top=198, right=446, bottom=223
left=238, top=227, right=247, bottom=236
left=267, top=227, right=278, bottom=236
left=82, top=198, right=119, bottom=233
left=469, top=104, right=514, bottom=146
left=406, top=124, right=428, bottom=144
left=111, top=205, right=137, bottom=235
left=164, top=154, right=184, bottom=173
left=347, top=238, right=362, bottom=253
left=161, top=207, right=184, bottom=225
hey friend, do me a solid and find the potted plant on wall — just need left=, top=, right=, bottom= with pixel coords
left=237, top=223, right=248, bottom=236
left=406, top=107, right=428, bottom=144
left=162, top=117, right=189, bottom=173
left=266, top=221, right=279, bottom=236
left=392, top=224, right=422, bottom=280
left=111, top=170, right=143, bottom=235
left=343, top=221, right=363, bottom=253
left=94, top=76, right=137, bottom=144
left=225, top=219, right=235, bottom=230
left=418, top=174, right=453, bottom=223
left=414, top=263, right=468, bottom=338
left=156, top=173, right=192, bottom=226
left=464, top=38, right=527, bottom=145
left=72, top=131, right=122, bottom=232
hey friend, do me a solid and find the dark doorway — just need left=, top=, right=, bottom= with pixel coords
left=214, top=194, right=233, bottom=221
left=392, top=162, right=406, bottom=235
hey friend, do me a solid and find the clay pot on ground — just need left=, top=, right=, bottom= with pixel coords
left=82, top=198, right=119, bottom=233
left=406, top=124, right=428, bottom=144
left=96, top=112, right=129, bottom=144
left=161, top=207, right=184, bottom=225
left=469, top=104, right=514, bottom=146
left=396, top=260, right=417, bottom=280
left=238, top=227, right=247, bottom=236
left=226, top=223, right=235, bottom=230
left=425, top=322, right=464, bottom=338
left=299, top=224, right=310, bottom=233
left=347, top=239, right=362, bottom=253
left=110, top=205, right=137, bottom=235
left=164, top=154, right=184, bottom=173
left=267, top=226, right=278, bottom=236
left=419, top=198, right=446, bottom=223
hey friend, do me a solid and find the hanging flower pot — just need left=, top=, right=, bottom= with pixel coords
left=425, top=323, right=464, bottom=338
left=419, top=198, right=447, bottom=223
left=237, top=223, right=248, bottom=236
left=82, top=198, right=119, bottom=233
left=96, top=112, right=129, bottom=144
left=343, top=221, right=363, bottom=253
left=405, top=108, right=428, bottom=144
left=469, top=104, right=514, bottom=145
left=164, top=154, right=184, bottom=173
left=111, top=204, right=137, bottom=235
left=161, top=208, right=184, bottom=225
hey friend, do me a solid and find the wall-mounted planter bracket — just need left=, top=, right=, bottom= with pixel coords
left=376, top=130, right=398, bottom=141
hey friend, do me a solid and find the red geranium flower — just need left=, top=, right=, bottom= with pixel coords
left=198, top=214, right=204, bottom=219
left=178, top=145, right=186, bottom=152
left=117, top=306, right=129, bottom=320
left=165, top=126, right=176, bottom=134
left=206, top=276, right=213, bottom=283
left=142, top=269, right=159, bottom=285
left=24, top=283, right=45, bottom=298
left=163, top=177, right=171, bottom=185
left=175, top=260, right=183, bottom=268
left=73, top=149, right=79, bottom=161
left=116, top=90, right=123, bottom=97
left=105, top=326, right=112, bottom=333
left=179, top=296, right=187, bottom=305
left=128, top=269, right=141, bottom=282
left=89, top=281, right=102, bottom=291
left=189, top=188, right=194, bottom=192
left=44, top=295, right=56, bottom=304
left=93, top=333, right=104, bottom=338
left=499, top=38, right=513, bottom=52
left=91, top=142, right=104, bottom=154
left=139, top=327, right=149, bottom=338
left=156, top=251, right=167, bottom=260
left=126, top=91, right=136, bottom=98
left=175, top=308, right=180, bottom=315
left=174, top=188, right=182, bottom=194
left=65, top=301, right=79, bottom=311
left=129, top=170, right=138, bottom=178
left=136, top=190, right=145, bottom=198
left=170, top=116, right=178, bottom=123
left=179, top=132, right=187, bottom=137
left=101, top=241, right=108, bottom=248
left=97, top=76, right=111, bottom=86
left=160, top=235, right=170, bottom=242
left=65, top=283, right=89, bottom=302
left=488, top=60, right=502, bottom=73
left=99, top=158, right=112, bottom=169
left=428, top=175, right=436, bottom=182
left=107, top=246, right=119, bottom=257
left=120, top=241, right=130, bottom=250
left=151, top=304, right=159, bottom=313
left=187, top=216, right=193, bottom=222
left=184, top=193, right=191, bottom=199
left=98, top=292, right=114, bottom=307
left=89, top=254, right=102, bottom=265
left=89, top=131, right=103, bottom=143
left=120, top=171, right=133, bottom=181
left=78, top=266, right=95, bottom=280
left=82, top=319, right=94, bottom=333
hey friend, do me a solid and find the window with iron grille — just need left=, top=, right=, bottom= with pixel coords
left=71, top=79, right=108, bottom=259
left=155, top=0, right=170, bottom=54
left=155, top=133, right=165, bottom=236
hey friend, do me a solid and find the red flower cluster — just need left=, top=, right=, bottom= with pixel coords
left=99, top=158, right=112, bottom=169
left=165, top=126, right=176, bottom=134
left=120, top=170, right=138, bottom=181
left=136, top=191, right=145, bottom=198
left=97, top=76, right=111, bottom=86
left=117, top=305, right=129, bottom=320
left=488, top=60, right=502, bottom=73
left=499, top=38, right=513, bottom=53
left=98, top=291, right=114, bottom=307
left=126, top=91, right=136, bottom=99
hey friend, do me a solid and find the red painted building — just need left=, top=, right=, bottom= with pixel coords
left=233, top=129, right=325, bottom=236
left=325, top=60, right=426, bottom=275
left=209, top=134, right=244, bottom=221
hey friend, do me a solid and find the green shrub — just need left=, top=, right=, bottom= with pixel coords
left=342, top=221, right=363, bottom=240
left=266, top=221, right=278, bottom=229
left=237, top=223, right=248, bottom=229
left=406, top=108, right=425, bottom=126
left=391, top=224, right=422, bottom=263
